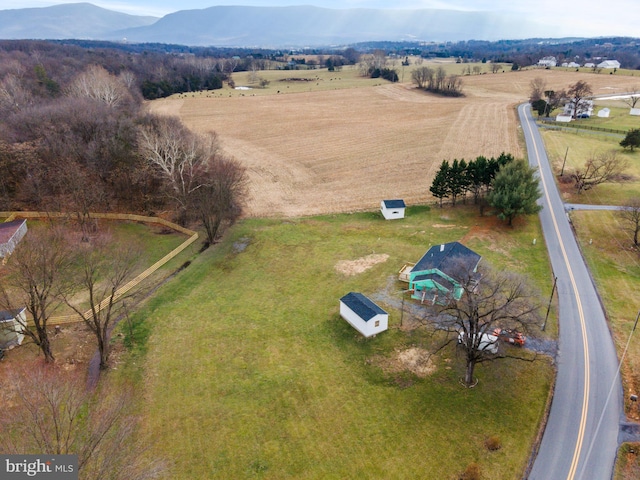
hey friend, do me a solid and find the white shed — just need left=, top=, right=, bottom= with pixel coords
left=0, top=308, right=26, bottom=349
left=597, top=108, right=611, bottom=118
left=339, top=292, right=388, bottom=338
left=630, top=108, right=640, bottom=116
left=380, top=199, right=406, bottom=220
left=556, top=115, right=573, bottom=123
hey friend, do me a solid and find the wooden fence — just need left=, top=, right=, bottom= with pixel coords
left=1, top=212, right=198, bottom=325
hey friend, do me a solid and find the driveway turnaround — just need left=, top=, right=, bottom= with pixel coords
left=519, top=103, right=621, bottom=480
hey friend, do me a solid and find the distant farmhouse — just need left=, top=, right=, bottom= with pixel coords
left=537, top=56, right=557, bottom=67
left=0, top=219, right=27, bottom=261
left=408, top=242, right=481, bottom=305
left=563, top=99, right=594, bottom=118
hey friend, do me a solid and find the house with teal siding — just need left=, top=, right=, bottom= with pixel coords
left=408, top=242, right=481, bottom=304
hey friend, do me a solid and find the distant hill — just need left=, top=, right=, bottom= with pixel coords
left=0, top=3, right=553, bottom=46
left=109, top=5, right=552, bottom=46
left=0, top=3, right=157, bottom=40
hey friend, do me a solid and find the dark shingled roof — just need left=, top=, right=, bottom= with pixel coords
left=413, top=241, right=481, bottom=278
left=382, top=199, right=406, bottom=209
left=340, top=292, right=387, bottom=321
left=0, top=308, right=25, bottom=322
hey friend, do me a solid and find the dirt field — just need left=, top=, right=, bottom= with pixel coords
left=148, top=68, right=640, bottom=217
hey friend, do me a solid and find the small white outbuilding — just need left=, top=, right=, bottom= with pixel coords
left=0, top=308, right=26, bottom=349
left=630, top=108, right=640, bottom=116
left=339, top=292, right=388, bottom=338
left=598, top=108, right=610, bottom=118
left=380, top=199, right=406, bottom=220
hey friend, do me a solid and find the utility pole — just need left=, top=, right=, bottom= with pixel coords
left=542, top=276, right=558, bottom=331
left=560, top=147, right=569, bottom=176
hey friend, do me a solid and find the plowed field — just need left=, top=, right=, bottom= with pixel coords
left=149, top=68, right=640, bottom=217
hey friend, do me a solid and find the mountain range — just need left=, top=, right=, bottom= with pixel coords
left=0, top=3, right=554, bottom=47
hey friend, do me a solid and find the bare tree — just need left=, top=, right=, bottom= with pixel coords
left=619, top=197, right=640, bottom=247
left=68, top=65, right=130, bottom=108
left=62, top=238, right=141, bottom=370
left=431, top=262, right=540, bottom=387
left=566, top=80, right=593, bottom=119
left=490, top=62, right=502, bottom=73
left=0, top=227, right=71, bottom=363
left=0, top=365, right=167, bottom=479
left=193, top=155, right=247, bottom=244
left=529, top=77, right=546, bottom=103
left=138, top=116, right=220, bottom=225
left=411, top=66, right=434, bottom=89
left=572, top=150, right=628, bottom=194
left=621, top=87, right=640, bottom=109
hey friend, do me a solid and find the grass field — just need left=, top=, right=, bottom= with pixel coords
left=148, top=65, right=640, bottom=218
left=123, top=206, right=554, bottom=479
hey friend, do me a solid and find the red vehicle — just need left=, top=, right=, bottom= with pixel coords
left=493, top=328, right=526, bottom=346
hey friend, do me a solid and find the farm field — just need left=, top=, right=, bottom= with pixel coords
left=148, top=65, right=640, bottom=218
left=125, top=206, right=555, bottom=479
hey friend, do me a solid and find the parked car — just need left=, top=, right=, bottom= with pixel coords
left=457, top=331, right=499, bottom=354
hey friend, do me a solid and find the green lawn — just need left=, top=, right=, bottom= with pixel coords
left=122, top=207, right=554, bottom=479
left=540, top=128, right=640, bottom=205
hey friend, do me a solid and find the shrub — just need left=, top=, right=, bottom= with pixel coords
left=460, top=462, right=481, bottom=480
left=485, top=435, right=502, bottom=451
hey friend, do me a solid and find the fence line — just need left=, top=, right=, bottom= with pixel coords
left=537, top=120, right=626, bottom=135
left=2, top=212, right=199, bottom=325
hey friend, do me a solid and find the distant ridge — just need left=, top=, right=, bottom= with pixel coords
left=0, top=3, right=157, bottom=40
left=0, top=3, right=553, bottom=46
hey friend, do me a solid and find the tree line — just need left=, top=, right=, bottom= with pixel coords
left=0, top=46, right=247, bottom=245
left=430, top=153, right=542, bottom=226
left=411, top=65, right=464, bottom=96
left=429, top=153, right=514, bottom=207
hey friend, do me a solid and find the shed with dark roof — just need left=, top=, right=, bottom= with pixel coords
left=380, top=199, right=406, bottom=220
left=409, top=241, right=481, bottom=304
left=339, top=292, right=388, bottom=338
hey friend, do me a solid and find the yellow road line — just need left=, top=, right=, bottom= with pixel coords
left=521, top=106, right=590, bottom=480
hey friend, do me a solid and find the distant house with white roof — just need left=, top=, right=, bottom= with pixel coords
left=537, top=56, right=557, bottom=67
left=597, top=60, right=620, bottom=69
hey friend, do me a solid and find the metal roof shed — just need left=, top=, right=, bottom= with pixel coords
left=380, top=199, right=406, bottom=220
left=339, top=292, right=388, bottom=338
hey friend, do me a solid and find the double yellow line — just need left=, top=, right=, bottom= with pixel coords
left=521, top=105, right=590, bottom=480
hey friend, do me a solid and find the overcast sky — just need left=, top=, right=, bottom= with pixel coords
left=2, top=0, right=639, bottom=37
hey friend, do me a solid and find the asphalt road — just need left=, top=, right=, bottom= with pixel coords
left=519, top=104, right=622, bottom=480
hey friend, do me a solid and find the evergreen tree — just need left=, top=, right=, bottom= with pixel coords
left=430, top=160, right=450, bottom=207
left=487, top=160, right=542, bottom=226
left=620, top=129, right=640, bottom=151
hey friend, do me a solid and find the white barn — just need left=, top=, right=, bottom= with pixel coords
left=598, top=108, right=611, bottom=118
left=597, top=60, right=620, bottom=69
left=0, top=308, right=26, bottom=349
left=380, top=199, right=406, bottom=220
left=339, top=292, right=388, bottom=338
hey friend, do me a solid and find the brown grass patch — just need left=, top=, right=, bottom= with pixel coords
left=334, top=253, right=389, bottom=276
left=373, top=347, right=436, bottom=378
left=149, top=69, right=640, bottom=218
